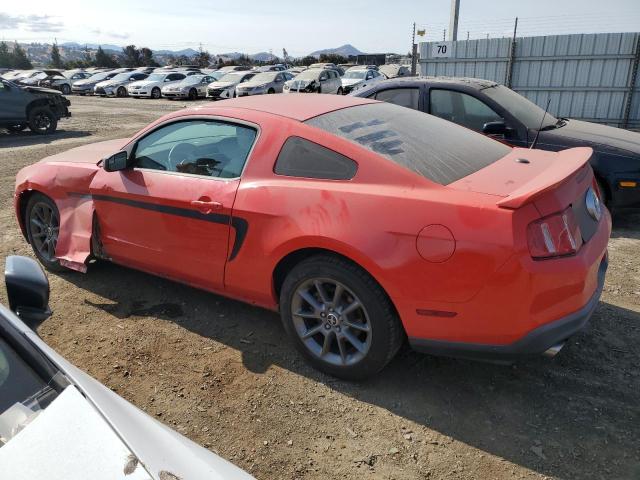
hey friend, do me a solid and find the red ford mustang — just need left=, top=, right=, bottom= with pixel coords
left=15, top=95, right=611, bottom=379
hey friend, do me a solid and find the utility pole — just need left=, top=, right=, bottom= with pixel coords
left=411, top=22, right=418, bottom=76
left=443, top=29, right=446, bottom=41
left=449, top=0, right=460, bottom=41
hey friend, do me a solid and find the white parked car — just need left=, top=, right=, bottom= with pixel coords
left=235, top=71, right=294, bottom=96
left=95, top=72, right=149, bottom=97
left=0, top=256, right=253, bottom=480
left=127, top=72, right=187, bottom=99
left=340, top=67, right=385, bottom=94
left=162, top=74, right=216, bottom=100
left=206, top=71, right=256, bottom=100
left=283, top=68, right=342, bottom=94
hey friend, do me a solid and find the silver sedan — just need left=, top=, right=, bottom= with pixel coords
left=161, top=74, right=216, bottom=100
left=235, top=71, right=294, bottom=96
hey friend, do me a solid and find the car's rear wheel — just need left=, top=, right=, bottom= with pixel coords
left=117, top=86, right=127, bottom=97
left=25, top=193, right=65, bottom=272
left=7, top=124, right=27, bottom=132
left=28, top=107, right=57, bottom=134
left=267, top=88, right=275, bottom=94
left=151, top=87, right=161, bottom=99
left=61, top=84, right=71, bottom=95
left=188, top=88, right=198, bottom=100
left=280, top=255, right=404, bottom=380
left=337, top=87, right=343, bottom=95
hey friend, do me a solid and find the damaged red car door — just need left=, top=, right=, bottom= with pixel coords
left=89, top=118, right=258, bottom=291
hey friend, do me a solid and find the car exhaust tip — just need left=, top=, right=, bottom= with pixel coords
left=543, top=342, right=565, bottom=358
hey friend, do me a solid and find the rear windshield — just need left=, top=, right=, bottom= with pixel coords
left=305, top=102, right=511, bottom=185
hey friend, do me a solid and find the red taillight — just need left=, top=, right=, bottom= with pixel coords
left=527, top=207, right=583, bottom=259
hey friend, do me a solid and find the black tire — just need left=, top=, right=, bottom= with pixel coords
left=25, top=193, right=66, bottom=272
left=267, top=88, right=275, bottom=94
left=151, top=87, right=161, bottom=99
left=28, top=107, right=57, bottom=134
left=7, top=124, right=27, bottom=132
left=188, top=88, right=198, bottom=100
left=280, top=254, right=404, bottom=380
left=337, top=87, right=343, bottom=95
left=117, top=86, right=127, bottom=97
left=61, top=84, right=71, bottom=95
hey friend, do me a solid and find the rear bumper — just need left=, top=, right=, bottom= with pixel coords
left=409, top=254, right=608, bottom=361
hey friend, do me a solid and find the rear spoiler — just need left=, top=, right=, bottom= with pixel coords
left=497, top=147, right=593, bottom=209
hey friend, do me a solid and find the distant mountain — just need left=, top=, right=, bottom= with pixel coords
left=251, top=52, right=278, bottom=62
left=155, top=48, right=199, bottom=57
left=61, top=42, right=123, bottom=52
left=218, top=52, right=244, bottom=60
left=309, top=44, right=364, bottom=58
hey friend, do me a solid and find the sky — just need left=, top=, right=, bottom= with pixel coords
left=1, top=0, right=639, bottom=56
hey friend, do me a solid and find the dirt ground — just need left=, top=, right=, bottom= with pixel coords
left=1, top=96, right=639, bottom=480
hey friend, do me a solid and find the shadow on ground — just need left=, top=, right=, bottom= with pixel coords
left=0, top=130, right=92, bottom=148
left=59, top=259, right=640, bottom=480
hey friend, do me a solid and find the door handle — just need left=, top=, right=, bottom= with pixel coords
left=191, top=199, right=222, bottom=214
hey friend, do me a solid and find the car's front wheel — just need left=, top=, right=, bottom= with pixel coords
left=188, top=88, right=198, bottom=100
left=117, top=86, right=127, bottom=97
left=28, top=107, right=57, bottom=134
left=61, top=84, right=71, bottom=95
left=151, top=87, right=161, bottom=99
left=280, top=255, right=404, bottom=380
left=25, top=193, right=65, bottom=272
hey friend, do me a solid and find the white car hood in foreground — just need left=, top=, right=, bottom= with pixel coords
left=1, top=305, right=254, bottom=480
left=0, top=386, right=152, bottom=480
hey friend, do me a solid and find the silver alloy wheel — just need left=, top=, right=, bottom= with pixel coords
left=29, top=201, right=59, bottom=262
left=291, top=278, right=371, bottom=366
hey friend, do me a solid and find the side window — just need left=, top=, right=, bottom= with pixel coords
left=275, top=137, right=357, bottom=180
left=320, top=72, right=328, bottom=81
left=430, top=89, right=502, bottom=131
left=374, top=88, right=419, bottom=110
left=133, top=120, right=257, bottom=178
left=366, top=71, right=373, bottom=80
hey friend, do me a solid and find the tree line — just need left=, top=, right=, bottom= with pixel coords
left=0, top=40, right=352, bottom=71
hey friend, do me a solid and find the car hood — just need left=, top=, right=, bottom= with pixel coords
left=208, top=81, right=237, bottom=89
left=542, top=119, right=640, bottom=157
left=74, top=78, right=101, bottom=86
left=39, top=138, right=129, bottom=165
left=21, top=85, right=64, bottom=96
left=2, top=305, right=255, bottom=480
left=130, top=80, right=162, bottom=88
left=341, top=78, right=363, bottom=87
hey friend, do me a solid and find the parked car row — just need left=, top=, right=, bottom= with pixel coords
left=0, top=63, right=413, bottom=101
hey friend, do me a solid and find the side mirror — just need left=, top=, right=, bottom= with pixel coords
left=482, top=121, right=509, bottom=136
left=104, top=151, right=129, bottom=172
left=5, top=256, right=51, bottom=328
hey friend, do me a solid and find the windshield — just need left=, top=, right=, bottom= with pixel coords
left=219, top=73, right=243, bottom=82
left=0, top=337, right=58, bottom=446
left=182, top=75, right=204, bottom=84
left=88, top=71, right=112, bottom=81
left=306, top=102, right=511, bottom=185
left=344, top=70, right=367, bottom=79
left=110, top=73, right=132, bottom=82
left=295, top=69, right=321, bottom=80
left=483, top=84, right=557, bottom=130
left=146, top=73, right=167, bottom=82
left=251, top=72, right=277, bottom=83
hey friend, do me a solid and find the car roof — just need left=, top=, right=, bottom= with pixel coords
left=188, top=94, right=377, bottom=122
left=374, top=75, right=498, bottom=90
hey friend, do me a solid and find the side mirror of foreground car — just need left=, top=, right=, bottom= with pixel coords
left=482, top=121, right=509, bottom=136
left=104, top=151, right=129, bottom=172
left=4, top=255, right=52, bottom=328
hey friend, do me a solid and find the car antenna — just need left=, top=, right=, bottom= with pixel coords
left=530, top=97, right=551, bottom=149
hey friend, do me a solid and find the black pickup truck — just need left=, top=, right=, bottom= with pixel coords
left=0, top=78, right=70, bottom=134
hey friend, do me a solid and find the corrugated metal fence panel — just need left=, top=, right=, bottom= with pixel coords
left=419, top=32, right=640, bottom=127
